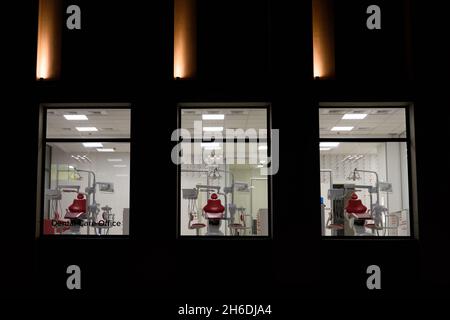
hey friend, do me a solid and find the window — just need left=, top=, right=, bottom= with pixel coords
left=38, top=104, right=131, bottom=236
left=177, top=103, right=271, bottom=237
left=319, top=103, right=414, bottom=237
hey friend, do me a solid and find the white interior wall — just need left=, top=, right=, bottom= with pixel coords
left=400, top=142, right=410, bottom=235
left=400, top=143, right=410, bottom=211
left=251, top=179, right=268, bottom=235
left=377, top=143, right=388, bottom=207
left=49, top=145, right=130, bottom=235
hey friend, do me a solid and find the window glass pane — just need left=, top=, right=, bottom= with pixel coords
left=180, top=108, right=267, bottom=139
left=179, top=107, right=269, bottom=237
left=320, top=142, right=410, bottom=236
left=319, top=107, right=407, bottom=139
left=46, top=108, right=131, bottom=139
left=43, top=142, right=130, bottom=235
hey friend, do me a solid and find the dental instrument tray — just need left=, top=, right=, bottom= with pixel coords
left=182, top=188, right=198, bottom=199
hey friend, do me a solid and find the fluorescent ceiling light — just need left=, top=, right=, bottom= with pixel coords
left=202, top=114, right=225, bottom=120
left=331, top=126, right=354, bottom=131
left=107, top=158, right=122, bottom=162
left=259, top=160, right=267, bottom=164
left=113, top=164, right=127, bottom=168
left=201, top=142, right=220, bottom=148
left=64, top=114, right=88, bottom=120
left=203, top=127, right=223, bottom=132
left=320, top=148, right=331, bottom=151
left=82, top=142, right=103, bottom=148
left=342, top=113, right=368, bottom=120
left=257, top=165, right=264, bottom=168
left=96, top=148, right=115, bottom=152
left=76, top=127, right=98, bottom=132
left=320, top=142, right=340, bottom=148
left=258, top=145, right=268, bottom=151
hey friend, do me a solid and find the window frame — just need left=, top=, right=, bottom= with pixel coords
left=318, top=103, right=417, bottom=239
left=37, top=103, right=132, bottom=239
left=176, top=102, right=273, bottom=239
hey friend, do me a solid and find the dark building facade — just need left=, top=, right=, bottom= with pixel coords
left=2, top=0, right=449, bottom=303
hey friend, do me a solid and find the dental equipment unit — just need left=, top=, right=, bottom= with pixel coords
left=181, top=161, right=253, bottom=236
left=323, top=167, right=394, bottom=236
left=45, top=166, right=116, bottom=235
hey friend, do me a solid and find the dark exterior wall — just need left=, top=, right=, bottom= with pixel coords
left=2, top=0, right=449, bottom=300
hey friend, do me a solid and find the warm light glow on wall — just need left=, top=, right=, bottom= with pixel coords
left=174, top=0, right=197, bottom=79
left=312, top=0, right=335, bottom=79
left=36, top=0, right=62, bottom=80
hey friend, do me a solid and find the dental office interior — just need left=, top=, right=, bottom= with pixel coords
left=42, top=107, right=131, bottom=236
left=179, top=106, right=269, bottom=237
left=319, top=105, right=411, bottom=237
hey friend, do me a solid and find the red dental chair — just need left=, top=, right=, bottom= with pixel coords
left=203, top=193, right=225, bottom=220
left=345, top=192, right=381, bottom=235
left=64, top=193, right=87, bottom=219
left=203, top=193, right=225, bottom=235
left=346, top=192, right=370, bottom=218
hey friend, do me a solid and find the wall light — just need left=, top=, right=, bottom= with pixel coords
left=36, top=0, right=62, bottom=80
left=312, top=0, right=335, bottom=79
left=174, top=0, right=197, bottom=79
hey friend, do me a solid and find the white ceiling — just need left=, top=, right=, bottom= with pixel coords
left=319, top=108, right=406, bottom=138
left=46, top=109, right=131, bottom=139
left=181, top=109, right=267, bottom=136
